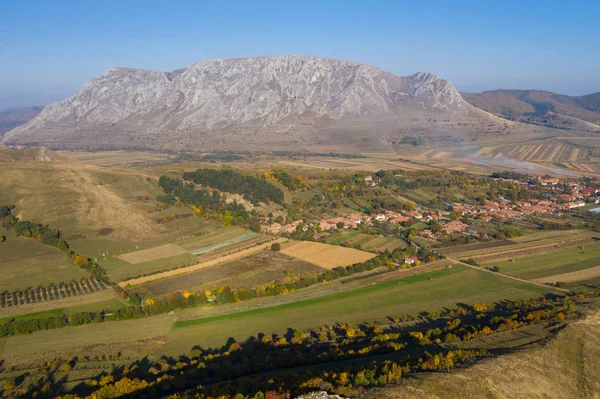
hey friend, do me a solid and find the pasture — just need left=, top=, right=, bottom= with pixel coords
left=160, top=265, right=556, bottom=354
left=0, top=232, right=89, bottom=291
left=482, top=242, right=600, bottom=282
left=133, top=250, right=323, bottom=296
left=280, top=240, right=376, bottom=268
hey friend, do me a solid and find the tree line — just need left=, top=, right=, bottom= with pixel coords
left=182, top=168, right=284, bottom=204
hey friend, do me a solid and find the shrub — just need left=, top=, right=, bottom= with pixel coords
left=271, top=242, right=281, bottom=252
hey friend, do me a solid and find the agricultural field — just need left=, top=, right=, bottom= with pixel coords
left=481, top=242, right=600, bottom=282
left=73, top=224, right=261, bottom=282
left=280, top=240, right=377, bottom=268
left=57, top=150, right=175, bottom=167
left=438, top=229, right=593, bottom=262
left=0, top=231, right=89, bottom=291
left=133, top=250, right=323, bottom=296
left=159, top=265, right=556, bottom=354
left=0, top=314, right=175, bottom=361
left=0, top=290, right=122, bottom=319
left=327, top=231, right=406, bottom=252
left=120, top=237, right=280, bottom=287
left=0, top=264, right=557, bottom=363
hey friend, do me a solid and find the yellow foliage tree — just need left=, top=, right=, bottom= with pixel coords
left=182, top=290, right=191, bottom=299
left=145, top=297, right=155, bottom=305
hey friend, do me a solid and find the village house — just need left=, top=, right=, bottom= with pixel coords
left=404, top=256, right=420, bottom=265
left=442, top=220, right=469, bottom=234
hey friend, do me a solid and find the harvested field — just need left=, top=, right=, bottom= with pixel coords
left=58, top=150, right=173, bottom=167
left=534, top=265, right=600, bottom=284
left=280, top=241, right=376, bottom=269
left=134, top=250, right=324, bottom=296
left=118, top=244, right=188, bottom=264
left=120, top=238, right=282, bottom=287
left=437, top=240, right=517, bottom=255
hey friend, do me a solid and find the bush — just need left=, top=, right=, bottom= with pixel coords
left=271, top=242, right=281, bottom=252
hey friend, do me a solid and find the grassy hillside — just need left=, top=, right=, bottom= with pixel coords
left=365, top=304, right=600, bottom=399
left=462, top=89, right=600, bottom=131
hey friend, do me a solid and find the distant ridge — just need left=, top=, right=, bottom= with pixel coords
left=461, top=89, right=600, bottom=132
left=0, top=106, right=43, bottom=136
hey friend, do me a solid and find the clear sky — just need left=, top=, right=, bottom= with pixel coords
left=1, top=0, right=599, bottom=109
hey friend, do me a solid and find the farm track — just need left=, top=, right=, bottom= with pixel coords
left=464, top=237, right=592, bottom=263
left=120, top=238, right=285, bottom=287
left=447, top=257, right=571, bottom=293
left=175, top=260, right=450, bottom=323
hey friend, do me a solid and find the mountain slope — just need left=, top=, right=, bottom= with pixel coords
left=0, top=106, right=43, bottom=136
left=461, top=89, right=600, bottom=132
left=3, top=55, right=491, bottom=151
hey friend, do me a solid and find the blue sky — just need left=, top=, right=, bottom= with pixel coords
left=1, top=0, right=599, bottom=109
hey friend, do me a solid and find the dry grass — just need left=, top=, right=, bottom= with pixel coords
left=280, top=240, right=376, bottom=269
left=118, top=244, right=188, bottom=264
left=364, top=306, right=600, bottom=399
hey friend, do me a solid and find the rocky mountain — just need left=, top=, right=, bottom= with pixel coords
left=3, top=55, right=492, bottom=150
left=0, top=106, right=43, bottom=136
left=461, top=89, right=600, bottom=132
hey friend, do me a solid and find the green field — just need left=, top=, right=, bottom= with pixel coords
left=0, top=231, right=89, bottom=291
left=0, top=265, right=557, bottom=361
left=159, top=265, right=555, bottom=354
left=0, top=314, right=175, bottom=359
left=482, top=243, right=600, bottom=281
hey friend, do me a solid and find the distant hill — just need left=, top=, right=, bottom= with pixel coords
left=461, top=89, right=600, bottom=132
left=0, top=106, right=43, bottom=136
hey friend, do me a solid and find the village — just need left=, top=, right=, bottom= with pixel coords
left=263, top=173, right=600, bottom=242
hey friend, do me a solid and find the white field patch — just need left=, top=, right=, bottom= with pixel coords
left=118, top=244, right=188, bottom=264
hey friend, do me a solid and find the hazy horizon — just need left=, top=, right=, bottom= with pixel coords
left=2, top=0, right=599, bottom=109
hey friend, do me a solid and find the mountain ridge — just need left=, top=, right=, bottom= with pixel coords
left=3, top=55, right=490, bottom=150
